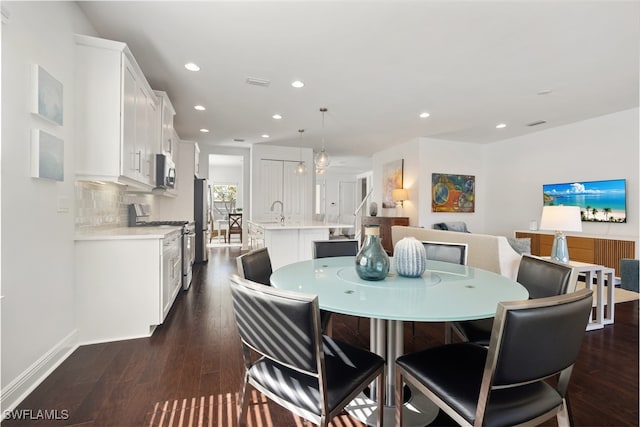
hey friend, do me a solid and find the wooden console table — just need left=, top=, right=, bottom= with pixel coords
left=515, top=231, right=635, bottom=277
left=362, top=216, right=409, bottom=255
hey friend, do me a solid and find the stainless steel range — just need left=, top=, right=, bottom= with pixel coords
left=128, top=203, right=195, bottom=290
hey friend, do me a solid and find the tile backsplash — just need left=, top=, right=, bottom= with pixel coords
left=75, top=181, right=155, bottom=230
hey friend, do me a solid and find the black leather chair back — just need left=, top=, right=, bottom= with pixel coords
left=516, top=255, right=573, bottom=299
left=236, top=248, right=273, bottom=286
left=312, top=239, right=359, bottom=259
left=229, top=276, right=320, bottom=373
left=422, top=241, right=468, bottom=265
left=489, top=288, right=593, bottom=387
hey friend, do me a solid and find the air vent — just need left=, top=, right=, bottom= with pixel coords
left=245, top=77, right=270, bottom=87
left=526, top=120, right=547, bottom=127
left=233, top=138, right=245, bottom=142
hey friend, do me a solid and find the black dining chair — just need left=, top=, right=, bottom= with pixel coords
left=416, top=241, right=468, bottom=337
left=312, top=239, right=360, bottom=335
left=395, top=288, right=593, bottom=427
left=312, top=239, right=359, bottom=259
left=236, top=247, right=334, bottom=334
left=448, top=254, right=575, bottom=345
left=229, top=275, right=385, bottom=427
left=236, top=247, right=272, bottom=286
left=422, top=240, right=468, bottom=265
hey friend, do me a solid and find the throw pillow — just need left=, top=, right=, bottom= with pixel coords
left=507, top=237, right=531, bottom=255
left=444, top=221, right=469, bottom=233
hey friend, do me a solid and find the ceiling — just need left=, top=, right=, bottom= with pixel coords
left=77, top=1, right=639, bottom=165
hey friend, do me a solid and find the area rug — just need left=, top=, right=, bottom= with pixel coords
left=574, top=282, right=639, bottom=306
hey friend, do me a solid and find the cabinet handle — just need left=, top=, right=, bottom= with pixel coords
left=136, top=151, right=142, bottom=172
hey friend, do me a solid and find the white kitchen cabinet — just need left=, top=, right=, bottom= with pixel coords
left=154, top=90, right=176, bottom=158
left=257, top=159, right=307, bottom=221
left=162, top=230, right=182, bottom=320
left=74, top=228, right=182, bottom=344
left=75, top=34, right=159, bottom=189
left=156, top=140, right=198, bottom=220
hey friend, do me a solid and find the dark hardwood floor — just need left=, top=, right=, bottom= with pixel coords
left=4, top=246, right=638, bottom=426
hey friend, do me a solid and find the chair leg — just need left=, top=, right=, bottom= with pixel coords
left=237, top=376, right=250, bottom=427
left=395, top=370, right=403, bottom=427
left=444, top=321, right=453, bottom=344
left=376, top=371, right=385, bottom=427
left=557, top=394, right=575, bottom=427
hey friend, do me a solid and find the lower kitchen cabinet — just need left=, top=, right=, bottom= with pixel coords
left=75, top=229, right=182, bottom=344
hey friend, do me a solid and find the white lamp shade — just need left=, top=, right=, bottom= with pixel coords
left=539, top=206, right=582, bottom=232
left=392, top=188, right=409, bottom=202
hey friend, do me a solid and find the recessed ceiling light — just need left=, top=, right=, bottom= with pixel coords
left=261, top=134, right=270, bottom=138
left=272, top=114, right=283, bottom=120
left=419, top=112, right=430, bottom=118
left=194, top=105, right=206, bottom=111
left=200, top=128, right=209, bottom=133
left=291, top=80, right=304, bottom=88
left=184, top=62, right=200, bottom=72
left=496, top=123, right=507, bottom=129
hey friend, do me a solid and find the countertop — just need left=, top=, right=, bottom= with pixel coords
left=75, top=226, right=183, bottom=241
left=248, top=220, right=353, bottom=230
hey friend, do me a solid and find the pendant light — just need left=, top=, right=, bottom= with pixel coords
left=294, top=129, right=307, bottom=175
left=314, top=107, right=331, bottom=170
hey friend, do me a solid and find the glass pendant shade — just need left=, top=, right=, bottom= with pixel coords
left=314, top=148, right=330, bottom=169
left=294, top=161, right=307, bottom=175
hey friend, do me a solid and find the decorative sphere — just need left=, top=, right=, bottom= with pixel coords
left=394, top=237, right=427, bottom=277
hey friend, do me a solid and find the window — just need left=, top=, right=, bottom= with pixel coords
left=212, top=184, right=237, bottom=202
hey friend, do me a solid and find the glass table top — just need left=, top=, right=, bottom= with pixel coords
left=270, top=256, right=529, bottom=322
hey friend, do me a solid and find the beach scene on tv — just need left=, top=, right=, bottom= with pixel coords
left=543, top=179, right=627, bottom=223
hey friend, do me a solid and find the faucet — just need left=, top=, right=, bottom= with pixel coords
left=270, top=200, right=285, bottom=224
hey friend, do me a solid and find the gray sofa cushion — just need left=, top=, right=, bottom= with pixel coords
left=433, top=222, right=469, bottom=233
left=507, top=237, right=531, bottom=255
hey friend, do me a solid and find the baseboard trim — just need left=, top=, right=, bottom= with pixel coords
left=1, top=329, right=78, bottom=416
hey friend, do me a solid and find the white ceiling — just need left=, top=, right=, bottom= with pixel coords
left=77, top=1, right=639, bottom=163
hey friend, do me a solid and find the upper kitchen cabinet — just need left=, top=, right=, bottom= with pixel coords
left=154, top=90, right=176, bottom=158
left=75, top=35, right=159, bottom=189
left=251, top=145, right=313, bottom=222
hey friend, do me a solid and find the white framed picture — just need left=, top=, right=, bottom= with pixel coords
left=32, top=64, right=63, bottom=126
left=31, top=129, right=64, bottom=181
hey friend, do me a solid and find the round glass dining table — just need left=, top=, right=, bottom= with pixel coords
left=271, top=256, right=528, bottom=426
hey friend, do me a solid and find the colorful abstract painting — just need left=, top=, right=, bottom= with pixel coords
left=382, top=159, right=403, bottom=208
left=432, top=173, right=475, bottom=212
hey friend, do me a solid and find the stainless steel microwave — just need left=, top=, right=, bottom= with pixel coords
left=155, top=154, right=176, bottom=189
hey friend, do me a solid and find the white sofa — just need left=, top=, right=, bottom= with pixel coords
left=391, top=226, right=522, bottom=280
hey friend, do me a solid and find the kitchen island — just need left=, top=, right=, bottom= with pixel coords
left=248, top=220, right=354, bottom=270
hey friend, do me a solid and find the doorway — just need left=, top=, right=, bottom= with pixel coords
left=208, top=154, right=244, bottom=247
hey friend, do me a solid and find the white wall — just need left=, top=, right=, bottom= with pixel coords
left=371, top=139, right=421, bottom=225
left=484, top=108, right=639, bottom=239
left=370, top=109, right=638, bottom=243
left=418, top=138, right=487, bottom=231
left=1, top=1, right=96, bottom=411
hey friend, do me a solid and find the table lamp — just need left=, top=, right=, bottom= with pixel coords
left=392, top=188, right=409, bottom=217
left=539, top=205, right=582, bottom=263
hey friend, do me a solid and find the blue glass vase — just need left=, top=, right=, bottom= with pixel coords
left=355, top=225, right=390, bottom=281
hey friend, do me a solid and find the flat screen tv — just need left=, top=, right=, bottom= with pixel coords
left=543, top=179, right=627, bottom=223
